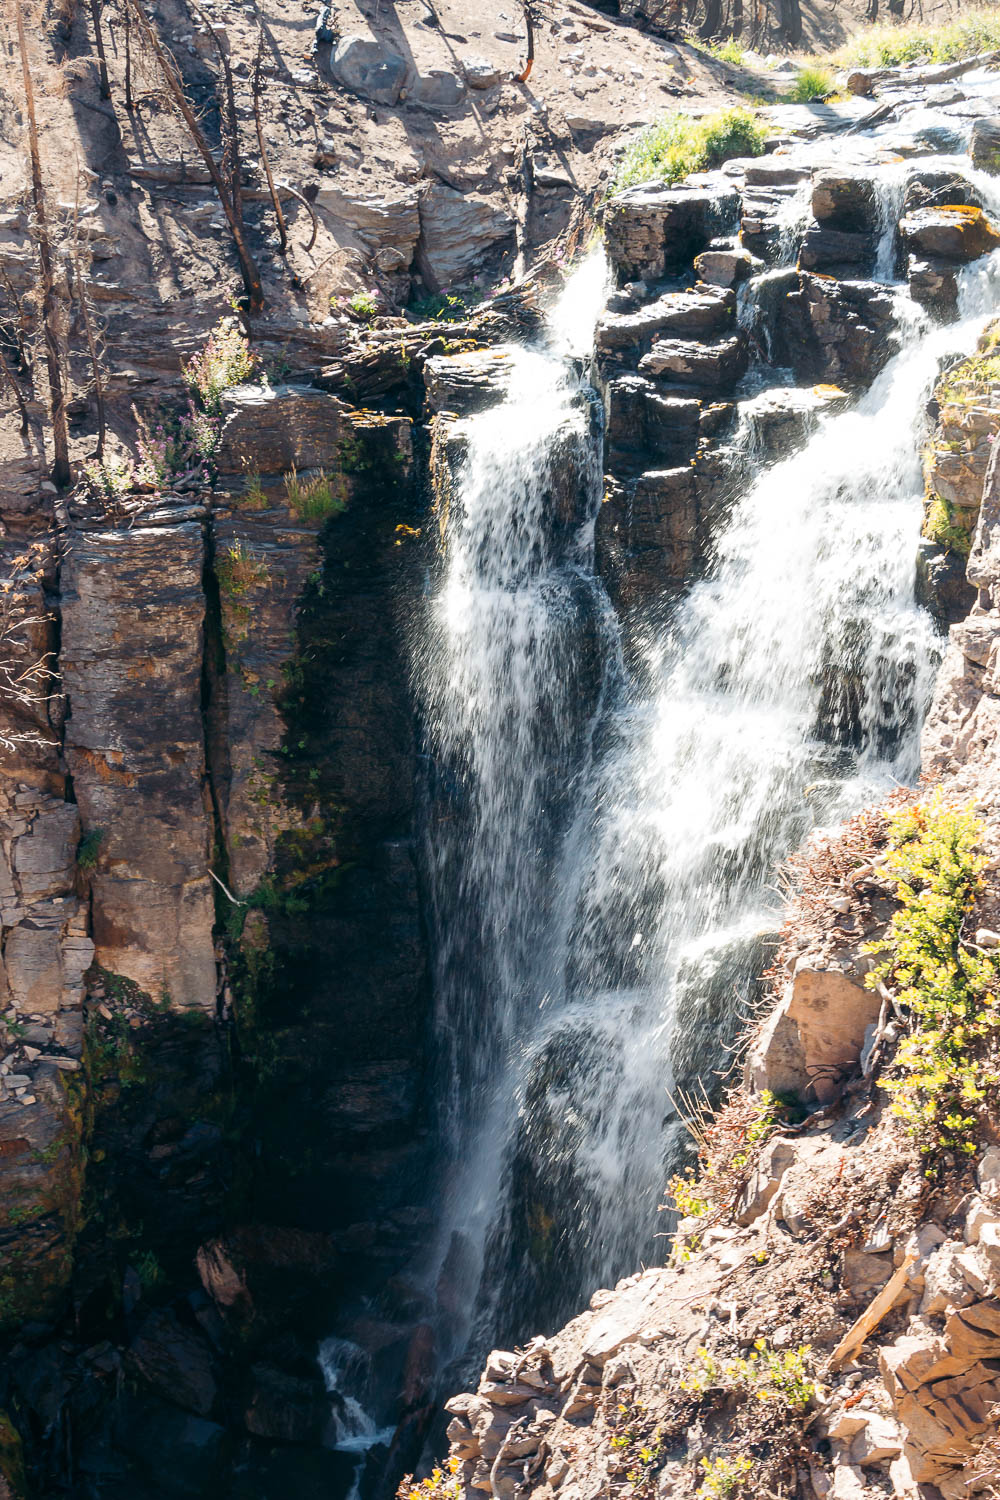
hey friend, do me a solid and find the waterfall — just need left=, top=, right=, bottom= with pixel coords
left=418, top=160, right=1000, bottom=1365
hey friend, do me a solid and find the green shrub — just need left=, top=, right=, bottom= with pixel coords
left=923, top=495, right=972, bottom=556
left=833, top=11, right=1000, bottom=69
left=216, top=540, right=270, bottom=599
left=611, top=107, right=765, bottom=193
left=698, top=1456, right=754, bottom=1499
left=77, top=828, right=105, bottom=871
left=788, top=65, right=834, bottom=101
left=705, top=38, right=746, bottom=65
left=682, top=1341, right=819, bottom=1408
left=864, top=794, right=1000, bottom=1158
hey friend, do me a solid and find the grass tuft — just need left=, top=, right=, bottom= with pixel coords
left=832, top=10, right=1000, bottom=69
left=787, top=64, right=834, bottom=101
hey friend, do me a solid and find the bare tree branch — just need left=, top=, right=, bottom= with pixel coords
left=16, top=3, right=72, bottom=488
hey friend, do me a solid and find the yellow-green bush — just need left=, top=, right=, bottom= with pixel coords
left=865, top=794, right=1000, bottom=1157
left=833, top=11, right=1000, bottom=69
left=612, top=108, right=765, bottom=193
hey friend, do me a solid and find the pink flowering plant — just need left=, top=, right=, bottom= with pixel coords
left=83, top=318, right=257, bottom=506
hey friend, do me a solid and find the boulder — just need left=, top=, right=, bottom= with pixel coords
left=331, top=34, right=406, bottom=105
left=410, top=68, right=465, bottom=110
left=746, top=958, right=879, bottom=1101
left=842, top=1249, right=893, bottom=1300
left=900, top=205, right=1000, bottom=263
left=850, top=1414, right=902, bottom=1465
left=693, top=247, right=753, bottom=287
left=970, top=117, right=1000, bottom=176
left=462, top=57, right=502, bottom=89
left=919, top=1242, right=978, bottom=1315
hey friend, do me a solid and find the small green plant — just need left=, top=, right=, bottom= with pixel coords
left=82, top=453, right=136, bottom=504
left=399, top=1459, right=462, bottom=1499
left=182, top=319, right=259, bottom=413
left=239, top=469, right=269, bottom=511
left=77, top=828, right=105, bottom=871
left=682, top=1341, right=819, bottom=1408
left=347, top=290, right=379, bottom=322
left=864, top=794, right=1000, bottom=1158
left=216, top=540, right=270, bottom=599
left=132, top=1249, right=164, bottom=1293
left=924, top=495, right=973, bottom=556
left=612, top=107, right=765, bottom=193
left=788, top=65, right=834, bottom=101
left=698, top=1455, right=754, bottom=1499
left=283, top=466, right=346, bottom=522
left=705, top=38, right=746, bottom=65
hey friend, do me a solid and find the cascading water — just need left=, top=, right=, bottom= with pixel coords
left=417, top=127, right=1000, bottom=1373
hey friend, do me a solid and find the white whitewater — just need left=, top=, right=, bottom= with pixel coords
left=419, top=162, right=1000, bottom=1362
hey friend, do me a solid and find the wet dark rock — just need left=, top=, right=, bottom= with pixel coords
left=424, top=348, right=514, bottom=414
left=114, top=1395, right=230, bottom=1497
left=595, top=467, right=699, bottom=613
left=916, top=539, right=976, bottom=628
left=900, top=205, right=1000, bottom=263
left=810, top=170, right=877, bottom=233
left=908, top=255, right=960, bottom=319
left=603, top=375, right=701, bottom=472
left=638, top=331, right=748, bottom=391
left=596, top=287, right=735, bottom=354
left=127, top=1307, right=218, bottom=1418
left=243, top=1364, right=330, bottom=1443
left=903, top=169, right=982, bottom=215
left=743, top=162, right=809, bottom=188
left=604, top=180, right=741, bottom=282
left=798, top=224, right=874, bottom=275
left=778, top=274, right=896, bottom=387
left=970, top=118, right=1000, bottom=176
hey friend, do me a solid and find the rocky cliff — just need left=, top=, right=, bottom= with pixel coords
left=3, top=4, right=1000, bottom=1500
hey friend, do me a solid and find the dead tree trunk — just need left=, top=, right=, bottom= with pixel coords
left=253, top=28, right=287, bottom=252
left=517, top=1, right=535, bottom=82
left=189, top=0, right=243, bottom=227
left=88, top=0, right=112, bottom=97
left=125, top=0, right=263, bottom=310
left=16, top=4, right=71, bottom=488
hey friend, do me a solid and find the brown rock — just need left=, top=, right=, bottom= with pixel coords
left=900, top=206, right=1000, bottom=263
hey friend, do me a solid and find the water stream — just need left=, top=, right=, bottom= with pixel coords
left=414, top=133, right=1000, bottom=1380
